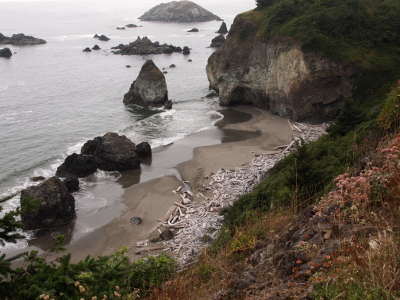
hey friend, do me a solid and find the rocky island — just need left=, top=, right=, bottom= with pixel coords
left=0, top=33, right=46, bottom=45
left=138, top=1, right=222, bottom=22
left=112, top=36, right=185, bottom=55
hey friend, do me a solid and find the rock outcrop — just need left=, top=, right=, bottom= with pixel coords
left=80, top=133, right=142, bottom=172
left=210, top=34, right=225, bottom=48
left=56, top=153, right=97, bottom=178
left=139, top=1, right=222, bottom=22
left=0, top=47, right=12, bottom=58
left=123, top=60, right=170, bottom=109
left=216, top=22, right=228, bottom=34
left=112, top=36, right=184, bottom=55
left=20, top=177, right=75, bottom=230
left=206, top=18, right=359, bottom=122
left=0, top=33, right=46, bottom=45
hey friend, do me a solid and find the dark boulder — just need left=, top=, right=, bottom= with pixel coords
left=63, top=176, right=79, bottom=193
left=56, top=153, right=97, bottom=178
left=182, top=46, right=190, bottom=55
left=170, top=64, right=176, bottom=68
left=123, top=60, right=169, bottom=108
left=20, top=176, right=75, bottom=230
left=130, top=217, right=142, bottom=226
left=216, top=22, right=228, bottom=34
left=160, top=228, right=174, bottom=240
left=136, top=142, right=152, bottom=159
left=83, top=47, right=92, bottom=52
left=98, top=35, right=110, bottom=41
left=164, top=100, right=173, bottom=110
left=0, top=47, right=12, bottom=58
left=188, top=28, right=199, bottom=32
left=94, top=132, right=141, bottom=171
left=81, top=136, right=102, bottom=155
left=210, top=34, right=225, bottom=48
left=92, top=44, right=100, bottom=50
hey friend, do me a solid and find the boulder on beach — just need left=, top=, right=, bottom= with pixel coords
left=123, top=60, right=170, bottom=108
left=139, top=1, right=222, bottom=22
left=56, top=153, right=97, bottom=178
left=216, top=22, right=228, bottom=34
left=20, top=176, right=75, bottom=230
left=136, top=142, right=152, bottom=159
left=210, top=34, right=225, bottom=48
left=0, top=33, right=47, bottom=45
left=0, top=47, right=12, bottom=58
left=93, top=132, right=141, bottom=171
left=63, top=176, right=80, bottom=193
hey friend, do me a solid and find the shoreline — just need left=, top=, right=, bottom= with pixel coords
left=10, top=106, right=301, bottom=264
left=61, top=105, right=297, bottom=263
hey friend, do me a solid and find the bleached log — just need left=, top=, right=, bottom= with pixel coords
left=288, top=119, right=295, bottom=130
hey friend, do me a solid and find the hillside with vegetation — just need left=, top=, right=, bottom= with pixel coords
left=1, top=0, right=400, bottom=299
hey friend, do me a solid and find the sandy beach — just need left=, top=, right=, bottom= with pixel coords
left=19, top=106, right=294, bottom=264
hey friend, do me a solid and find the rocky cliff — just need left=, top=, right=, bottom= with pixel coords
left=206, top=18, right=359, bottom=122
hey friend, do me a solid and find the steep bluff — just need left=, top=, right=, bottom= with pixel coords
left=206, top=18, right=359, bottom=123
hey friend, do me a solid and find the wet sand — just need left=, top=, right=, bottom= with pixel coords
left=15, top=106, right=294, bottom=263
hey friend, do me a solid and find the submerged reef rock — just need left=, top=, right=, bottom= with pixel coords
left=123, top=60, right=170, bottom=109
left=0, top=33, right=46, bottom=45
left=112, top=36, right=184, bottom=55
left=20, top=176, right=75, bottom=230
left=206, top=18, right=358, bottom=122
left=139, top=1, right=222, bottom=22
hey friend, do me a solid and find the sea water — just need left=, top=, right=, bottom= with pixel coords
left=0, top=0, right=256, bottom=252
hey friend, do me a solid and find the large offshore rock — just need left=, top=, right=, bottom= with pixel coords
left=0, top=33, right=46, bottom=45
left=56, top=153, right=97, bottom=178
left=206, top=18, right=359, bottom=123
left=123, top=60, right=169, bottom=108
left=20, top=177, right=75, bottom=230
left=210, top=34, right=225, bottom=48
left=93, top=132, right=141, bottom=171
left=139, top=1, right=222, bottom=22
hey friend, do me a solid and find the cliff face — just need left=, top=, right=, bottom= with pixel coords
left=206, top=18, right=359, bottom=122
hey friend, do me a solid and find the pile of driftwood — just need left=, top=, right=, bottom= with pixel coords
left=142, top=121, right=329, bottom=266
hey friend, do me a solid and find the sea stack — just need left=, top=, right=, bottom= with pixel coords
left=139, top=1, right=222, bottom=22
left=216, top=22, right=228, bottom=34
left=123, top=60, right=170, bottom=109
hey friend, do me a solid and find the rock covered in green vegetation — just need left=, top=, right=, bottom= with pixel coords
left=138, top=1, right=222, bottom=22
left=207, top=0, right=400, bottom=122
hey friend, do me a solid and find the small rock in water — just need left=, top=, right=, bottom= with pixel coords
left=83, top=47, right=92, bottom=52
left=31, top=176, right=45, bottom=182
left=130, top=217, right=142, bottom=226
left=126, top=65, right=131, bottom=68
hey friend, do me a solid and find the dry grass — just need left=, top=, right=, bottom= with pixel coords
left=145, top=208, right=297, bottom=300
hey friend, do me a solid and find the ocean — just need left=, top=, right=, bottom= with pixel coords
left=0, top=0, right=256, bottom=253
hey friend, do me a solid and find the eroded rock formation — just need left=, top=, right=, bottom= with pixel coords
left=139, top=1, right=222, bottom=22
left=123, top=60, right=170, bottom=109
left=112, top=36, right=184, bottom=55
left=206, top=18, right=359, bottom=122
